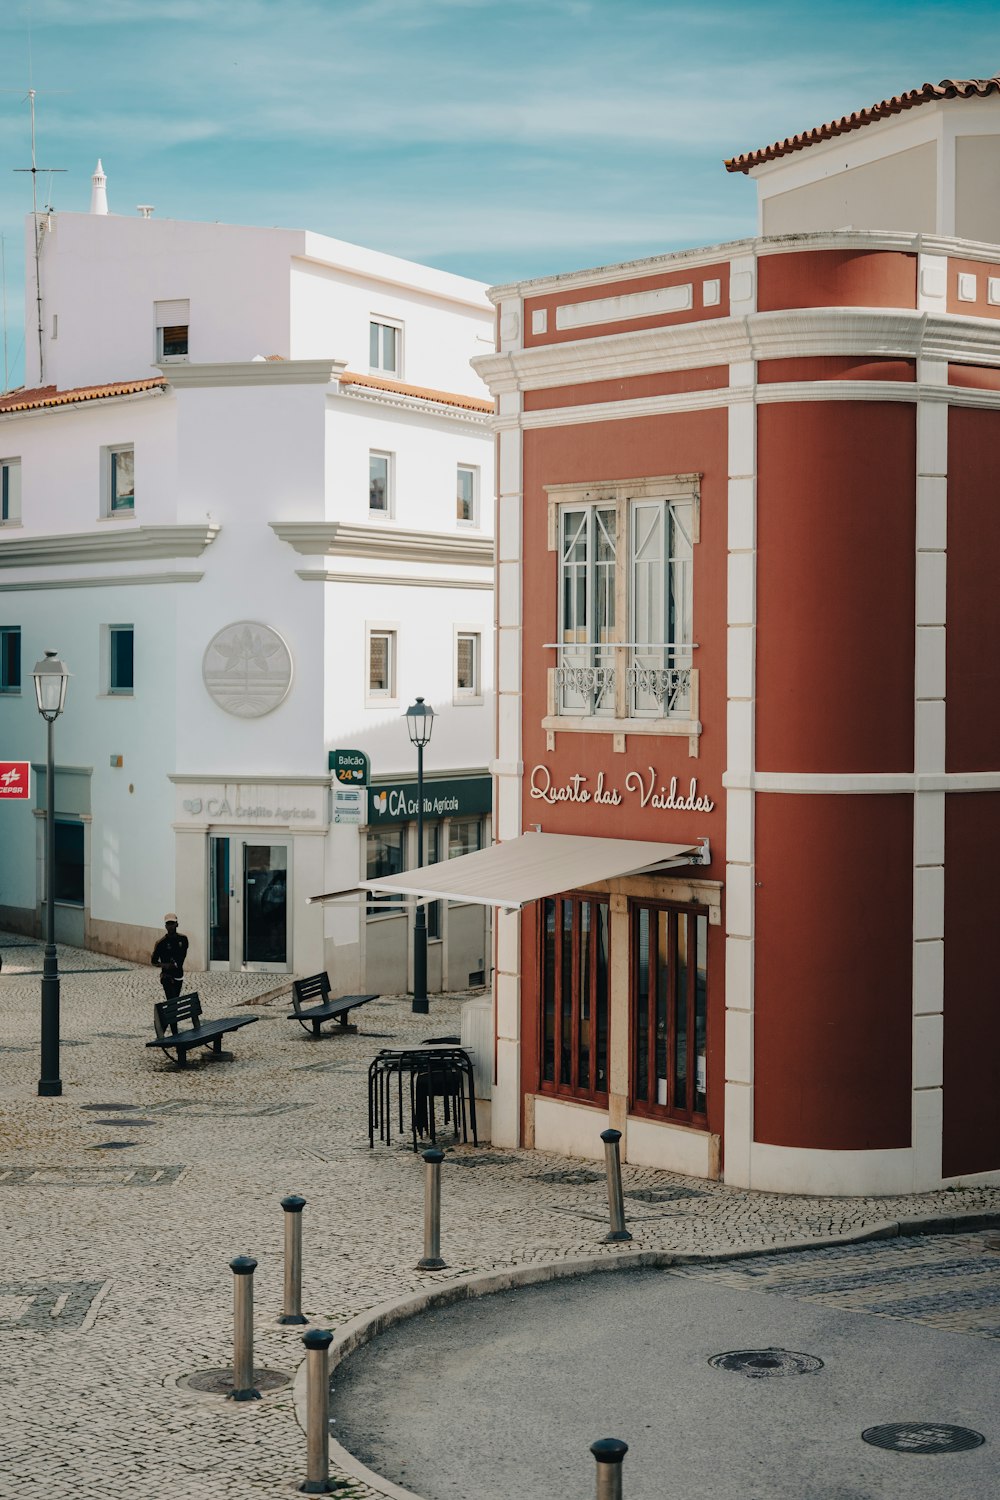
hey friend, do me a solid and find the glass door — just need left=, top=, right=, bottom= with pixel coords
left=242, top=842, right=288, bottom=970
left=209, top=836, right=232, bottom=968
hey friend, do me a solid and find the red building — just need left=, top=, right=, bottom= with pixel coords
left=367, top=76, right=1000, bottom=1195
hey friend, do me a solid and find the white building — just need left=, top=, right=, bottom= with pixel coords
left=0, top=170, right=495, bottom=993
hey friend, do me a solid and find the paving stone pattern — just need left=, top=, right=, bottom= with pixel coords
left=0, top=933, right=998, bottom=1498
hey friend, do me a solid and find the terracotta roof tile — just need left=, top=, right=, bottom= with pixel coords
left=0, top=377, right=168, bottom=414
left=726, top=75, right=1000, bottom=174
left=337, top=370, right=492, bottom=414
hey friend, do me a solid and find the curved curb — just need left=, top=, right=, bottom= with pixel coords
left=294, top=1207, right=1000, bottom=1500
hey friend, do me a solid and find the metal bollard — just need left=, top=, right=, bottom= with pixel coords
left=279, top=1194, right=308, bottom=1325
left=600, top=1129, right=632, bottom=1243
left=300, top=1327, right=336, bottom=1493
left=229, top=1255, right=261, bottom=1400
left=416, top=1147, right=447, bottom=1269
left=591, top=1438, right=628, bottom=1500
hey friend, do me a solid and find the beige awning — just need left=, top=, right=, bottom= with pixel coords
left=311, top=831, right=705, bottom=912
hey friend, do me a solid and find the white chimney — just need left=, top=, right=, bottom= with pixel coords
left=90, top=159, right=108, bottom=215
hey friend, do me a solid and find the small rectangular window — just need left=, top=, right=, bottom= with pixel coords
left=366, top=827, right=405, bottom=914
left=0, top=626, right=21, bottom=693
left=109, top=626, right=134, bottom=695
left=1, top=458, right=21, bottom=523
left=105, top=445, right=135, bottom=514
left=53, top=820, right=85, bottom=905
left=457, top=464, right=478, bottom=525
left=158, top=324, right=189, bottom=359
left=456, top=631, right=481, bottom=698
left=368, top=629, right=396, bottom=698
left=369, top=451, right=392, bottom=513
left=369, top=319, right=401, bottom=376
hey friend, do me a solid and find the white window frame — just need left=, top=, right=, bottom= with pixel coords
left=155, top=299, right=190, bottom=363
left=454, top=627, right=482, bottom=704
left=104, top=624, right=135, bottom=697
left=369, top=450, right=394, bottom=517
left=1, top=458, right=21, bottom=525
left=366, top=624, right=398, bottom=706
left=101, top=444, right=136, bottom=517
left=456, top=463, right=479, bottom=527
left=0, top=624, right=21, bottom=694
left=543, top=474, right=701, bottom=751
left=369, top=318, right=402, bottom=378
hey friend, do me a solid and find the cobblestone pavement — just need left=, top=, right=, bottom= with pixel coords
left=1, top=933, right=998, bottom=1499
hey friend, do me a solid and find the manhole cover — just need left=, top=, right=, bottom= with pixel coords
left=624, top=1186, right=704, bottom=1203
left=709, top=1348, right=824, bottom=1378
left=862, top=1423, right=985, bottom=1455
left=88, top=1142, right=136, bottom=1150
left=180, top=1367, right=289, bottom=1396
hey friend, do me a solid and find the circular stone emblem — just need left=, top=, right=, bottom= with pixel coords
left=202, top=622, right=293, bottom=719
left=861, top=1423, right=985, bottom=1455
left=708, top=1348, right=824, bottom=1378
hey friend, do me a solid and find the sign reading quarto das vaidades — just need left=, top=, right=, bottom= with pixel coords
left=529, top=764, right=715, bottom=812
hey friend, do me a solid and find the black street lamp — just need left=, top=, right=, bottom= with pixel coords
left=405, top=696, right=435, bottom=1015
left=32, top=649, right=70, bottom=1098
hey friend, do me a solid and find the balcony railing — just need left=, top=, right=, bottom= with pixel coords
left=549, top=642, right=694, bottom=719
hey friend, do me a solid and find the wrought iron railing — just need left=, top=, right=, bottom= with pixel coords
left=549, top=643, right=694, bottom=719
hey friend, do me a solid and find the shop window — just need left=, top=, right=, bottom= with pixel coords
left=540, top=894, right=610, bottom=1102
left=1, top=457, right=21, bottom=523
left=369, top=319, right=401, bottom=376
left=547, top=476, right=698, bottom=732
left=425, top=824, right=441, bottom=939
left=631, top=901, right=708, bottom=1123
left=369, top=451, right=393, bottom=514
left=366, top=828, right=405, bottom=915
left=53, top=821, right=84, bottom=905
left=457, top=464, right=478, bottom=525
left=108, top=625, right=134, bottom=696
left=0, top=626, right=20, bottom=693
left=103, top=445, right=135, bottom=514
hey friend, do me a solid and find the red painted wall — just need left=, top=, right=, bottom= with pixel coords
left=943, top=793, right=1000, bottom=1177
left=946, top=407, right=1000, bottom=772
left=756, top=402, right=916, bottom=773
left=754, top=794, right=914, bottom=1150
left=524, top=366, right=728, bottom=411
left=947, top=258, right=1000, bottom=320
left=757, top=250, right=917, bottom=311
left=757, top=356, right=915, bottom=384
left=523, top=263, right=730, bottom=347
left=518, top=407, right=729, bottom=1142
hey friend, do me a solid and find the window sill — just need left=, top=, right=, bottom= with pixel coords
left=365, top=696, right=398, bottom=710
left=99, top=692, right=135, bottom=700
left=541, top=713, right=702, bottom=757
left=96, top=513, right=138, bottom=523
left=0, top=688, right=21, bottom=696
left=453, top=694, right=484, bottom=707
left=0, top=520, right=23, bottom=529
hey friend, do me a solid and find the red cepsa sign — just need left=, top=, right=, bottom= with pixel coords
left=0, top=761, right=31, bottom=799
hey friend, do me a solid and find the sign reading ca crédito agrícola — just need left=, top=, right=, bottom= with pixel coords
left=529, top=764, right=715, bottom=813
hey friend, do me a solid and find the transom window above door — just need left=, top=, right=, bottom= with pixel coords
left=543, top=474, right=701, bottom=750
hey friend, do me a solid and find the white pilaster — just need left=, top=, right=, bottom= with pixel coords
left=912, top=368, right=947, bottom=1188
left=724, top=334, right=756, bottom=1187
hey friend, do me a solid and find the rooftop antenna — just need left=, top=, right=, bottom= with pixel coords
left=13, top=89, right=65, bottom=386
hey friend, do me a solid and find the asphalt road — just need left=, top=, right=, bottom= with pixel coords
left=331, top=1237, right=1000, bottom=1500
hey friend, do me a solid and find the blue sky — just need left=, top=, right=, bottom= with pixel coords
left=1, top=0, right=998, bottom=388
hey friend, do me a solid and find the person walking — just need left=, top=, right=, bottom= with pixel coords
left=151, top=914, right=189, bottom=1000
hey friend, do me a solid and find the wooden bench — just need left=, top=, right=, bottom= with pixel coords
left=146, top=993, right=259, bottom=1067
left=287, top=973, right=378, bottom=1037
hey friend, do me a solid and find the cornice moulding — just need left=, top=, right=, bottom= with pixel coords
left=486, top=229, right=1000, bottom=303
left=0, top=524, right=221, bottom=569
left=296, top=568, right=492, bottom=590
left=163, top=359, right=343, bottom=388
left=329, top=385, right=490, bottom=427
left=271, top=521, right=494, bottom=568
left=474, top=309, right=1000, bottom=395
left=0, top=570, right=204, bottom=593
